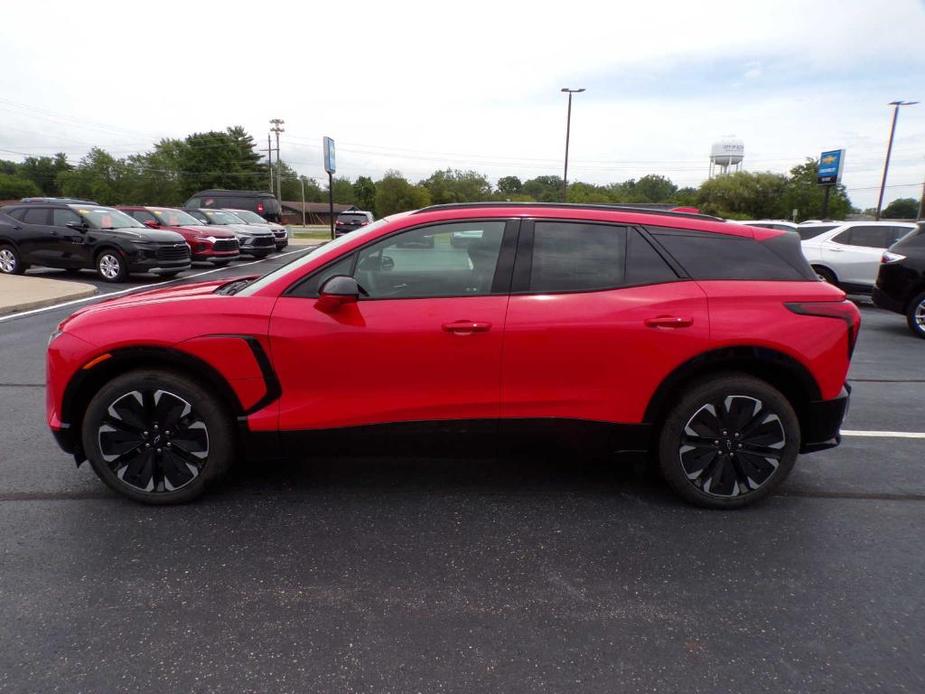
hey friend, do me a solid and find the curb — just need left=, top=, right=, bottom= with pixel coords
left=0, top=277, right=97, bottom=317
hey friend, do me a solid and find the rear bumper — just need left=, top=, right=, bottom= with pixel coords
left=800, top=384, right=850, bottom=453
left=872, top=286, right=904, bottom=314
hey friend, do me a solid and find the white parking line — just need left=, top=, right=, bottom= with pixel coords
left=0, top=248, right=310, bottom=324
left=842, top=430, right=925, bottom=439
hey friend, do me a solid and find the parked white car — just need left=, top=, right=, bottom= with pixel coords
left=740, top=219, right=800, bottom=233
left=800, top=221, right=916, bottom=292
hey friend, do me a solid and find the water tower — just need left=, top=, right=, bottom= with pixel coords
left=709, top=138, right=745, bottom=177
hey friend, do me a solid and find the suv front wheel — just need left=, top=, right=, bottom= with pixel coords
left=906, top=291, right=925, bottom=339
left=96, top=250, right=127, bottom=282
left=657, top=374, right=800, bottom=509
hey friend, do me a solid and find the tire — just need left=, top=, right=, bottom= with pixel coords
left=0, top=244, right=27, bottom=275
left=81, top=369, right=235, bottom=504
left=813, top=266, right=838, bottom=286
left=96, top=249, right=127, bottom=282
left=906, top=292, right=925, bottom=339
left=656, top=373, right=800, bottom=509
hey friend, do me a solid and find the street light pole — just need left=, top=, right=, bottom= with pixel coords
left=299, top=177, right=306, bottom=228
left=561, top=87, right=585, bottom=203
left=876, top=101, right=917, bottom=220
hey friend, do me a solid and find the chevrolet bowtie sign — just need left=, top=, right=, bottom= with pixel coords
left=817, top=149, right=845, bottom=185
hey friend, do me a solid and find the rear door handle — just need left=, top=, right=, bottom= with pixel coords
left=443, top=320, right=492, bottom=334
left=645, top=316, right=693, bottom=329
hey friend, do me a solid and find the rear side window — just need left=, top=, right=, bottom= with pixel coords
left=649, top=227, right=808, bottom=281
left=530, top=222, right=626, bottom=292
left=833, top=226, right=896, bottom=249
left=22, top=208, right=49, bottom=224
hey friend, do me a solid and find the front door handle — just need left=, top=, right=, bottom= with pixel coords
left=645, top=316, right=693, bottom=329
left=442, top=320, right=492, bottom=335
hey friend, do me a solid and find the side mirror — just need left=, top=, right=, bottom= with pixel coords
left=317, top=275, right=367, bottom=310
left=143, top=219, right=159, bottom=229
left=65, top=220, right=87, bottom=233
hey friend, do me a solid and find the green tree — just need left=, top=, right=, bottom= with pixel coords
left=523, top=175, right=564, bottom=202
left=881, top=197, right=919, bottom=219
left=420, top=169, right=491, bottom=204
left=672, top=186, right=699, bottom=207
left=331, top=177, right=355, bottom=205
left=623, top=174, right=678, bottom=203
left=697, top=170, right=790, bottom=219
left=0, top=172, right=41, bottom=199
left=496, top=176, right=523, bottom=196
left=565, top=181, right=612, bottom=203
left=57, top=148, right=133, bottom=205
left=353, top=176, right=376, bottom=212
left=779, top=159, right=852, bottom=221
left=177, top=127, right=268, bottom=197
left=374, top=171, right=431, bottom=216
left=277, top=162, right=325, bottom=202
left=18, top=153, right=71, bottom=196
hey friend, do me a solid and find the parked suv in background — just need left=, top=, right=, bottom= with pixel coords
left=185, top=208, right=276, bottom=258
left=0, top=201, right=190, bottom=281
left=800, top=221, right=916, bottom=292
left=47, top=203, right=858, bottom=508
left=873, top=222, right=925, bottom=338
left=335, top=210, right=375, bottom=237
left=224, top=208, right=288, bottom=250
left=119, top=206, right=240, bottom=265
left=184, top=189, right=281, bottom=224
left=741, top=220, right=799, bottom=233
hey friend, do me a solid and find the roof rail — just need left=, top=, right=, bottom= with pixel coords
left=412, top=202, right=725, bottom=223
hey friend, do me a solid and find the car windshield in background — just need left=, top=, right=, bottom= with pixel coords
left=204, top=210, right=246, bottom=225
left=151, top=208, right=203, bottom=226
left=230, top=210, right=267, bottom=224
left=73, top=206, right=144, bottom=230
left=798, top=225, right=838, bottom=240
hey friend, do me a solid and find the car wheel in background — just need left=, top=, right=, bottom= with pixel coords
left=657, top=373, right=800, bottom=509
left=96, top=250, right=127, bottom=282
left=813, top=266, right=838, bottom=286
left=907, top=292, right=925, bottom=339
left=81, top=369, right=235, bottom=504
left=0, top=244, right=27, bottom=275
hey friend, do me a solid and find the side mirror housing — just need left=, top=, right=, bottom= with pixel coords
left=317, top=275, right=367, bottom=310
left=65, top=220, right=87, bottom=233
left=143, top=219, right=159, bottom=229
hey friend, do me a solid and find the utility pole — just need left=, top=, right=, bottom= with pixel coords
left=918, top=174, right=925, bottom=221
left=270, top=118, right=285, bottom=201
left=266, top=133, right=273, bottom=193
left=876, top=101, right=917, bottom=220
left=299, top=177, right=306, bottom=227
left=561, top=88, right=585, bottom=203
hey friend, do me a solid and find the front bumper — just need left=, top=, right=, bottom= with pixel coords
left=126, top=259, right=191, bottom=274
left=800, top=384, right=851, bottom=453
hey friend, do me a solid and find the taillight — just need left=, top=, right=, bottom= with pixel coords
left=257, top=201, right=265, bottom=214
left=881, top=251, right=906, bottom=264
left=785, top=301, right=861, bottom=358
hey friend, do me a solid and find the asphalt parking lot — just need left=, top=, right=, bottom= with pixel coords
left=0, top=260, right=923, bottom=692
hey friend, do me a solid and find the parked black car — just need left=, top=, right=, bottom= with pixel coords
left=0, top=202, right=191, bottom=282
left=184, top=189, right=282, bottom=224
left=873, top=222, right=925, bottom=338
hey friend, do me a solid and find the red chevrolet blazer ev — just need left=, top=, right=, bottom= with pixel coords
left=46, top=203, right=859, bottom=508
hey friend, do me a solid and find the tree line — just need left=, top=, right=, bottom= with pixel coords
left=2, top=125, right=913, bottom=221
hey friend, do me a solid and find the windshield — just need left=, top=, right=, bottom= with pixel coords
left=239, top=217, right=393, bottom=296
left=203, top=210, right=247, bottom=225
left=150, top=208, right=203, bottom=226
left=73, top=206, right=144, bottom=230
left=229, top=210, right=267, bottom=224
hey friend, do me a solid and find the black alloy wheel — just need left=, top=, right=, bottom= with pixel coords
left=658, top=374, right=799, bottom=509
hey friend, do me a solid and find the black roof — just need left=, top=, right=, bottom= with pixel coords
left=412, top=202, right=724, bottom=223
left=191, top=189, right=277, bottom=199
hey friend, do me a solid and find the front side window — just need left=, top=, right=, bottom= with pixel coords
left=229, top=209, right=266, bottom=224
left=151, top=208, right=203, bottom=226
left=202, top=210, right=246, bottom=225
left=529, top=222, right=626, bottom=292
left=52, top=208, right=81, bottom=226
left=354, top=221, right=506, bottom=299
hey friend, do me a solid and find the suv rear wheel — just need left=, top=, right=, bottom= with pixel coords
left=657, top=374, right=800, bottom=509
left=81, top=369, right=235, bottom=504
left=0, top=244, right=27, bottom=274
left=907, top=291, right=925, bottom=339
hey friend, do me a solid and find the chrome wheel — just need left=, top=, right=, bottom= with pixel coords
left=98, top=253, right=121, bottom=280
left=98, top=389, right=209, bottom=493
left=0, top=248, right=16, bottom=273
left=915, top=299, right=925, bottom=330
left=679, top=395, right=786, bottom=498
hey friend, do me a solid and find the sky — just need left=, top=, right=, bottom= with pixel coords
left=1, top=0, right=923, bottom=210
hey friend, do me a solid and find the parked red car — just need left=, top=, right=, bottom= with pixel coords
left=118, top=206, right=240, bottom=265
left=47, top=203, right=859, bottom=508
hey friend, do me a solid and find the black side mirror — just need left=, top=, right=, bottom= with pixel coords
left=317, top=275, right=368, bottom=309
left=65, top=221, right=87, bottom=233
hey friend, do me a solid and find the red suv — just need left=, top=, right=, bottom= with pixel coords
left=47, top=204, right=859, bottom=508
left=119, top=206, right=240, bottom=265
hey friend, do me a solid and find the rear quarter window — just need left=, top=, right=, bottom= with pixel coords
left=649, top=227, right=810, bottom=281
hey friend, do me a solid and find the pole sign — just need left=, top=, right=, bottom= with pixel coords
left=323, top=136, right=336, bottom=174
left=817, top=149, right=844, bottom=185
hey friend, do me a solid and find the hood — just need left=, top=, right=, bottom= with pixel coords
left=179, top=224, right=237, bottom=238
left=126, top=228, right=188, bottom=243
left=228, top=224, right=274, bottom=237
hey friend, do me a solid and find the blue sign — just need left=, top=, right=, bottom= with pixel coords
left=323, top=136, right=336, bottom=174
left=817, top=149, right=844, bottom=185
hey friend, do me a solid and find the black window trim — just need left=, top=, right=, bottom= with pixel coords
left=283, top=218, right=520, bottom=300
left=510, top=218, right=685, bottom=296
